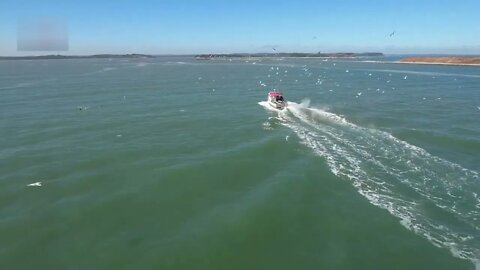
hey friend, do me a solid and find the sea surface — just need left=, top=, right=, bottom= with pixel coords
left=1, top=56, right=479, bottom=269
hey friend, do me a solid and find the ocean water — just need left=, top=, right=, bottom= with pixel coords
left=1, top=56, right=479, bottom=269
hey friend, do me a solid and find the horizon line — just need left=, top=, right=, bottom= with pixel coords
left=2, top=52, right=480, bottom=58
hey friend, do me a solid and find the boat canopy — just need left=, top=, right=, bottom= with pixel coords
left=268, top=91, right=283, bottom=97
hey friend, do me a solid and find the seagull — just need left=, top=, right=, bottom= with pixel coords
left=404, top=75, right=408, bottom=80
left=389, top=31, right=396, bottom=37
left=27, top=182, right=42, bottom=187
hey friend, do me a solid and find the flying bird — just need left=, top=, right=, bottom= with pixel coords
left=27, top=182, right=42, bottom=187
left=389, top=31, right=396, bottom=37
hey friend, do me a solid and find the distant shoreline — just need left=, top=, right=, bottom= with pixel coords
left=397, top=61, right=480, bottom=67
left=398, top=56, right=480, bottom=66
left=358, top=60, right=480, bottom=67
left=2, top=54, right=480, bottom=67
left=0, top=52, right=384, bottom=61
left=195, top=52, right=384, bottom=59
left=0, top=54, right=155, bottom=61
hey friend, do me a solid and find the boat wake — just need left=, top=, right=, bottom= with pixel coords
left=260, top=99, right=480, bottom=268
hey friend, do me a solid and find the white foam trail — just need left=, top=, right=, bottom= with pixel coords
left=0, top=78, right=58, bottom=90
left=0, top=82, right=37, bottom=90
left=101, top=67, right=116, bottom=72
left=80, top=67, right=118, bottom=76
left=262, top=100, right=480, bottom=267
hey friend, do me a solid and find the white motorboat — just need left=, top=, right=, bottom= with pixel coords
left=267, top=91, right=287, bottom=110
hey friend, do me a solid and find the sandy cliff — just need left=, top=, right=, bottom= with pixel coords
left=399, top=56, right=480, bottom=65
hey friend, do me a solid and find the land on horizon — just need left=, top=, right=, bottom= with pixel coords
left=2, top=53, right=480, bottom=66
left=0, top=52, right=384, bottom=60
left=0, top=54, right=155, bottom=60
left=195, top=52, right=384, bottom=59
left=399, top=56, right=480, bottom=66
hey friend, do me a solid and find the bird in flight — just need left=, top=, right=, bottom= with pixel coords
left=389, top=31, right=396, bottom=37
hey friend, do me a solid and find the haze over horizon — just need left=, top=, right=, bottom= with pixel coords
left=1, top=0, right=479, bottom=56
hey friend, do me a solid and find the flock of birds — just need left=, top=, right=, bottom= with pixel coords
left=249, top=57, right=475, bottom=109
left=253, top=60, right=411, bottom=101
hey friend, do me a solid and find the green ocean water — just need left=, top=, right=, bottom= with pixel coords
left=1, top=57, right=479, bottom=269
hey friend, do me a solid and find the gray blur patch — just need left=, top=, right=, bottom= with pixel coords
left=17, top=17, right=68, bottom=51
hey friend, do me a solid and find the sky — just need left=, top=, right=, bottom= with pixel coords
left=0, top=0, right=479, bottom=55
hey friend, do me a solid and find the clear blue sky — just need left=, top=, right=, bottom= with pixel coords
left=1, top=0, right=479, bottom=55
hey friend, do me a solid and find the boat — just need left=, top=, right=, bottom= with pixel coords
left=267, top=91, right=287, bottom=110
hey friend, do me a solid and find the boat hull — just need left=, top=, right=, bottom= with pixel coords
left=268, top=101, right=287, bottom=110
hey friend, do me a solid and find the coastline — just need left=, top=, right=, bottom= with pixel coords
left=354, top=59, right=480, bottom=67
left=0, top=54, right=154, bottom=61
left=195, top=52, right=384, bottom=60
left=395, top=61, right=480, bottom=67
left=398, top=56, right=480, bottom=66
